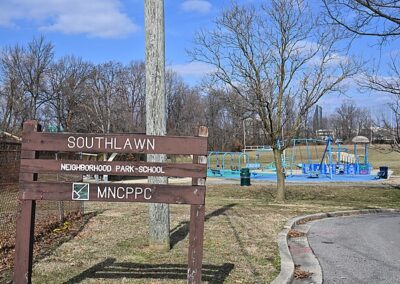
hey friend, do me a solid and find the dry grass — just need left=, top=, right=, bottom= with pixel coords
left=368, top=144, right=400, bottom=174
left=31, top=183, right=400, bottom=283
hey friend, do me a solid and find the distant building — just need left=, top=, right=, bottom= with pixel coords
left=316, top=129, right=335, bottom=140
left=312, top=105, right=323, bottom=133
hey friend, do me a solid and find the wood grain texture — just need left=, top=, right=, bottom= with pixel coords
left=21, top=132, right=207, bottom=154
left=20, top=159, right=207, bottom=178
left=15, top=121, right=209, bottom=283
left=20, top=182, right=206, bottom=205
left=145, top=0, right=170, bottom=251
left=14, top=120, right=39, bottom=284
left=188, top=204, right=206, bottom=284
left=188, top=126, right=208, bottom=283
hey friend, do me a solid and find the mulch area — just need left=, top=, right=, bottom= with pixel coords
left=294, top=264, right=313, bottom=279
left=288, top=229, right=306, bottom=238
left=0, top=211, right=95, bottom=283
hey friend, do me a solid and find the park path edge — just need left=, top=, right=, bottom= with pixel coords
left=271, top=208, right=400, bottom=284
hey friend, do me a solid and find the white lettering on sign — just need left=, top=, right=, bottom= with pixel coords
left=137, top=166, right=165, bottom=174
left=115, top=165, right=136, bottom=173
left=61, top=163, right=112, bottom=172
left=60, top=163, right=165, bottom=174
left=67, top=136, right=156, bottom=151
left=97, top=186, right=152, bottom=200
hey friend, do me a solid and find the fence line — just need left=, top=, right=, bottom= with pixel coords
left=0, top=138, right=82, bottom=274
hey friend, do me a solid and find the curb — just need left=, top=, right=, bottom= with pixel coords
left=271, top=208, right=400, bottom=284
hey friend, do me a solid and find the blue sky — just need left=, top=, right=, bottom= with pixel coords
left=0, top=0, right=224, bottom=82
left=0, top=0, right=397, bottom=117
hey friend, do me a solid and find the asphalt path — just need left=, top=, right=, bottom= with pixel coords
left=308, top=214, right=400, bottom=284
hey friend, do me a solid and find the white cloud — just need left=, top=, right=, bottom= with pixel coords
left=307, top=52, right=350, bottom=68
left=181, top=0, right=212, bottom=13
left=292, top=41, right=350, bottom=67
left=324, top=53, right=350, bottom=66
left=293, top=40, right=320, bottom=54
left=0, top=0, right=138, bottom=38
left=169, top=61, right=215, bottom=77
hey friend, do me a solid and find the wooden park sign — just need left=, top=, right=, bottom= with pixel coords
left=14, top=120, right=208, bottom=284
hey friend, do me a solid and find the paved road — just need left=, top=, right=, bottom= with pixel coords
left=308, top=214, right=400, bottom=284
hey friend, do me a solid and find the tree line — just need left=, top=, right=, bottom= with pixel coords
left=0, top=36, right=198, bottom=136
left=0, top=36, right=266, bottom=150
left=0, top=36, right=395, bottom=150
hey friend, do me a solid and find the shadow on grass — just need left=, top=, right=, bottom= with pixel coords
left=170, top=203, right=237, bottom=249
left=64, top=258, right=234, bottom=284
left=0, top=211, right=102, bottom=284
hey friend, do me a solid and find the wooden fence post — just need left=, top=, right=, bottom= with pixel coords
left=14, top=120, right=40, bottom=284
left=188, top=126, right=208, bottom=284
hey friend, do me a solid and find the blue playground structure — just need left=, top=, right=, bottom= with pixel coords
left=207, top=146, right=274, bottom=176
left=288, top=136, right=372, bottom=179
left=208, top=136, right=374, bottom=181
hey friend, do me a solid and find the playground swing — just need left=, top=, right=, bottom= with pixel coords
left=298, top=140, right=319, bottom=177
left=222, top=152, right=240, bottom=171
left=207, top=151, right=222, bottom=176
left=289, top=138, right=333, bottom=178
left=207, top=151, right=248, bottom=176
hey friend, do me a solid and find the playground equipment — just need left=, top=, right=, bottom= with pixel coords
left=207, top=147, right=274, bottom=177
left=289, top=138, right=332, bottom=178
left=207, top=151, right=251, bottom=172
left=243, top=145, right=273, bottom=152
left=288, top=136, right=372, bottom=178
left=208, top=137, right=373, bottom=180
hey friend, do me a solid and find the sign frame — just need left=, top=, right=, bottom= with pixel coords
left=14, top=120, right=208, bottom=284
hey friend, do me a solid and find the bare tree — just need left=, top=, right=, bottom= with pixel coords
left=323, top=0, right=400, bottom=38
left=376, top=98, right=400, bottom=149
left=330, top=101, right=373, bottom=141
left=323, top=1, right=400, bottom=150
left=1, top=36, right=53, bottom=120
left=202, top=86, right=255, bottom=151
left=166, top=70, right=205, bottom=135
left=85, top=62, right=123, bottom=133
left=47, top=56, right=92, bottom=131
left=388, top=99, right=400, bottom=148
left=121, top=61, right=146, bottom=132
left=0, top=54, right=24, bottom=132
left=191, top=0, right=359, bottom=201
left=363, top=56, right=400, bottom=96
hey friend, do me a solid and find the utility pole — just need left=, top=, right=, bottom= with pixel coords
left=145, top=0, right=170, bottom=251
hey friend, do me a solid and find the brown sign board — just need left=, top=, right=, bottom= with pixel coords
left=21, top=132, right=207, bottom=154
left=20, top=182, right=206, bottom=204
left=20, top=159, right=207, bottom=178
left=14, top=120, right=208, bottom=284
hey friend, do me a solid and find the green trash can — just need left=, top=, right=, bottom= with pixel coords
left=240, top=168, right=251, bottom=186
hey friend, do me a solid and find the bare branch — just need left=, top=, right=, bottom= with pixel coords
left=323, top=0, right=400, bottom=38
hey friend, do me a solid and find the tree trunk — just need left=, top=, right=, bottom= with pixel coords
left=274, top=148, right=286, bottom=202
left=145, top=0, right=170, bottom=251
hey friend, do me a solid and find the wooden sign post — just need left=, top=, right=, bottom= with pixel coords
left=14, top=120, right=208, bottom=284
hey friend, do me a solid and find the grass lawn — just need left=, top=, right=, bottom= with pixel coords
left=31, top=182, right=400, bottom=283
left=368, top=144, right=400, bottom=174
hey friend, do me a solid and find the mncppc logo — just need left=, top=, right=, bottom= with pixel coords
left=72, top=183, right=89, bottom=200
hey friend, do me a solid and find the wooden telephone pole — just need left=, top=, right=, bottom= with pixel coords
left=145, top=0, right=170, bottom=250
